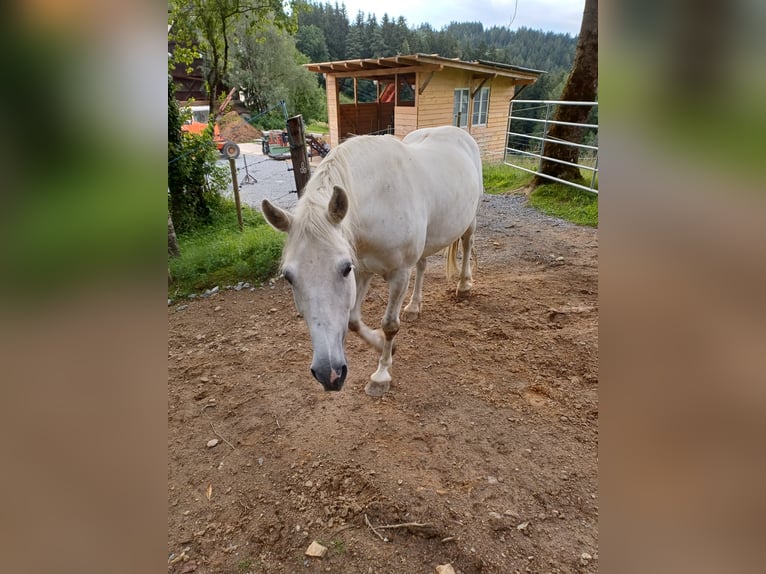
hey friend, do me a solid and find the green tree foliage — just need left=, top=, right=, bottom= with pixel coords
left=167, top=77, right=227, bottom=233
left=168, top=0, right=294, bottom=115
left=296, top=24, right=330, bottom=62
left=228, top=21, right=326, bottom=125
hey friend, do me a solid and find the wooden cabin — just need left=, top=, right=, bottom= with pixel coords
left=305, top=54, right=543, bottom=161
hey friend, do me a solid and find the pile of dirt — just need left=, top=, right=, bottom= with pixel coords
left=218, top=111, right=262, bottom=143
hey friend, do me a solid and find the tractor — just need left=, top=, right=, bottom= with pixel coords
left=181, top=103, right=240, bottom=160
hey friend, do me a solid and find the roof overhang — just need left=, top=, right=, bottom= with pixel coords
left=305, top=53, right=543, bottom=84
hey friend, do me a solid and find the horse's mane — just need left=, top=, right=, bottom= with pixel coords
left=281, top=140, right=364, bottom=266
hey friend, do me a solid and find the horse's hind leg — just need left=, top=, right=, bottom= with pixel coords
left=367, top=267, right=411, bottom=397
left=457, top=219, right=476, bottom=295
left=403, top=256, right=427, bottom=321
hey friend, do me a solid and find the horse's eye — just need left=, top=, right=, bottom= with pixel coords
left=341, top=262, right=353, bottom=278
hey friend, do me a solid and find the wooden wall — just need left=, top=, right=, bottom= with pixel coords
left=325, top=69, right=521, bottom=160
left=416, top=69, right=517, bottom=161
left=394, top=106, right=417, bottom=138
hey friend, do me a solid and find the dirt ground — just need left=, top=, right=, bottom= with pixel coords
left=168, top=194, right=598, bottom=573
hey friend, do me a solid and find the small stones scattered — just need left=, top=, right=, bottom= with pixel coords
left=209, top=286, right=220, bottom=296
left=580, top=552, right=593, bottom=565
left=206, top=439, right=219, bottom=448
left=487, top=475, right=499, bottom=484
left=516, top=521, right=530, bottom=532
left=435, top=564, right=456, bottom=574
left=214, top=305, right=222, bottom=312
left=175, top=304, right=189, bottom=312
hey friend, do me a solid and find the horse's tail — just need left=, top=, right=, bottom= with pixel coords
left=445, top=238, right=460, bottom=283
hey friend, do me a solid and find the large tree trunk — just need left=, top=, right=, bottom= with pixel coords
left=533, top=0, right=598, bottom=186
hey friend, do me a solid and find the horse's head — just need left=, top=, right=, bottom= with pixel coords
left=262, top=186, right=355, bottom=391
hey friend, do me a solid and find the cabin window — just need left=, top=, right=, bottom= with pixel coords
left=356, top=78, right=378, bottom=103
left=453, top=88, right=469, bottom=128
left=472, top=87, right=490, bottom=127
left=397, top=74, right=416, bottom=106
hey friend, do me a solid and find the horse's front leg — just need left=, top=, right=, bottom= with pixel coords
left=366, top=267, right=412, bottom=397
left=348, top=271, right=385, bottom=352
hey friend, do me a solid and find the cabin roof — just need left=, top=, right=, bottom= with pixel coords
left=305, top=53, right=544, bottom=84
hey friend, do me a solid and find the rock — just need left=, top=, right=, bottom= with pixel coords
left=206, top=439, right=219, bottom=448
left=487, top=476, right=499, bottom=484
left=516, top=521, right=529, bottom=531
left=435, top=565, right=456, bottom=574
left=176, top=305, right=189, bottom=312
left=488, top=512, right=511, bottom=531
left=168, top=299, right=173, bottom=306
left=305, top=540, right=327, bottom=558
left=580, top=552, right=593, bottom=565
left=214, top=306, right=222, bottom=312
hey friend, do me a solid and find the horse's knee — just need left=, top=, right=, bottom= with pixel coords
left=381, top=317, right=400, bottom=338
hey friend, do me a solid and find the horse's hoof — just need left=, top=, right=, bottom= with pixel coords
left=365, top=379, right=390, bottom=397
left=402, top=308, right=420, bottom=322
left=456, top=288, right=472, bottom=300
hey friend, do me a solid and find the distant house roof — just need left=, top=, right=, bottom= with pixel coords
left=305, top=53, right=544, bottom=84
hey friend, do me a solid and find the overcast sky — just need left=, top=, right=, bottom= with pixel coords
left=336, top=0, right=586, bottom=36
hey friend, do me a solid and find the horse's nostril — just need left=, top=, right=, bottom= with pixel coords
left=340, top=365, right=348, bottom=382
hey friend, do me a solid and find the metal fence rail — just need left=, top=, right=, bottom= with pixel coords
left=504, top=100, right=599, bottom=194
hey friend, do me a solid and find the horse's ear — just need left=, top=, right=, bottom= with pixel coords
left=328, top=186, right=348, bottom=225
left=262, top=199, right=292, bottom=232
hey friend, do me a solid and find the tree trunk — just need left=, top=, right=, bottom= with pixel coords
left=168, top=212, right=181, bottom=258
left=533, top=0, right=598, bottom=186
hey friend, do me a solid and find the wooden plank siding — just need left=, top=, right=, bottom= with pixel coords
left=417, top=69, right=516, bottom=161
left=394, top=106, right=417, bottom=138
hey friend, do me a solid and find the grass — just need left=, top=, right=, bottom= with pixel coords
left=483, top=159, right=598, bottom=227
left=529, top=183, right=598, bottom=227
left=168, top=201, right=284, bottom=298
left=483, top=161, right=534, bottom=194
left=305, top=121, right=329, bottom=135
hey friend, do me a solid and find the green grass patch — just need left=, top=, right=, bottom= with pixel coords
left=482, top=161, right=534, bottom=194
left=168, top=201, right=284, bottom=297
left=528, top=183, right=598, bottom=227
left=305, top=121, right=329, bottom=135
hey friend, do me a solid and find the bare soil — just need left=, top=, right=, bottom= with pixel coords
left=219, top=111, right=263, bottom=144
left=168, top=195, right=598, bottom=574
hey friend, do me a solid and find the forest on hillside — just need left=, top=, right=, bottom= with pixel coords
left=294, top=0, right=579, bottom=101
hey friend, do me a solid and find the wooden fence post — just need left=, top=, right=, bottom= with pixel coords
left=286, top=114, right=311, bottom=197
left=228, top=157, right=243, bottom=231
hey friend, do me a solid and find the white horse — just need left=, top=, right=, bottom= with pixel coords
left=262, top=125, right=483, bottom=396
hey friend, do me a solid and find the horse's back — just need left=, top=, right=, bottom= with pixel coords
left=339, top=127, right=483, bottom=268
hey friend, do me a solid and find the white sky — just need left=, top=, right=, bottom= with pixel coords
left=337, top=0, right=586, bottom=35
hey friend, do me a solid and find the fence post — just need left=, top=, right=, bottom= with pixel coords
left=228, top=157, right=243, bottom=231
left=286, top=115, right=311, bottom=198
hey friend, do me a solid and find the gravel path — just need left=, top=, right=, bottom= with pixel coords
left=218, top=142, right=317, bottom=211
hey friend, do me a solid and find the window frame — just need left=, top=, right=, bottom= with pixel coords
left=472, top=86, right=490, bottom=127
left=453, top=88, right=469, bottom=128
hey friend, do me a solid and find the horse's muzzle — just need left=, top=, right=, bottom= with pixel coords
left=311, top=364, right=348, bottom=391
